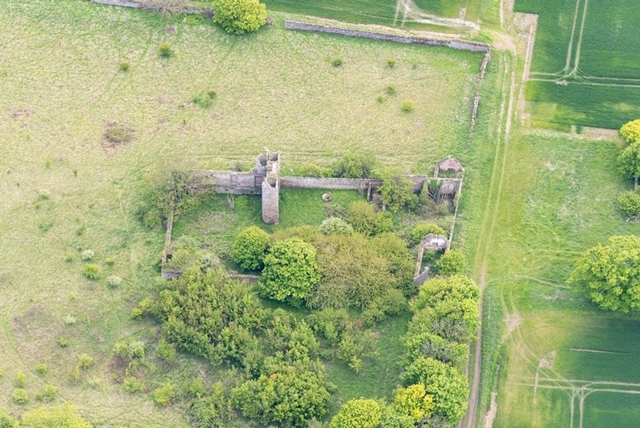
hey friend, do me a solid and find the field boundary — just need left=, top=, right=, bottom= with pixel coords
left=284, top=20, right=490, bottom=52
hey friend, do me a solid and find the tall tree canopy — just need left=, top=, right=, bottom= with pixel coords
left=568, top=235, right=640, bottom=313
left=620, top=119, right=640, bottom=145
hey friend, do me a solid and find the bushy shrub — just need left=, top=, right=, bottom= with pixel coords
left=157, top=339, right=178, bottom=364
left=82, top=263, right=101, bottom=280
left=387, top=58, right=396, bottom=68
left=35, top=385, right=57, bottom=402
left=401, top=100, right=415, bottom=112
left=434, top=249, right=465, bottom=276
left=231, top=226, right=270, bottom=271
left=617, top=190, right=640, bottom=218
left=410, top=222, right=447, bottom=245
left=336, top=329, right=378, bottom=373
left=124, top=377, right=145, bottom=393
left=362, top=288, right=408, bottom=325
left=35, top=364, right=48, bottom=376
left=159, top=42, right=174, bottom=58
left=331, top=57, right=343, bottom=67
left=319, top=217, right=353, bottom=236
left=118, top=61, right=129, bottom=72
left=81, top=250, right=94, bottom=261
left=385, top=84, right=396, bottom=95
left=620, top=119, right=640, bottom=144
left=20, top=405, right=91, bottom=428
left=293, top=162, right=332, bottom=178
left=334, top=152, right=378, bottom=178
left=11, top=389, right=29, bottom=405
left=379, top=174, right=418, bottom=212
left=212, top=0, right=267, bottom=34
left=14, top=372, right=26, bottom=388
left=106, top=275, right=122, bottom=289
left=114, top=340, right=145, bottom=361
left=153, top=382, right=178, bottom=406
left=78, top=354, right=94, bottom=369
left=346, top=200, right=393, bottom=236
left=188, top=381, right=233, bottom=428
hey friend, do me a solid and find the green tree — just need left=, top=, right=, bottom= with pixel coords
left=618, top=141, right=640, bottom=188
left=334, top=152, right=378, bottom=178
left=402, top=331, right=469, bottom=369
left=410, top=222, right=447, bottom=246
left=433, top=249, right=465, bottom=276
left=212, top=0, right=267, bottom=34
left=329, top=399, right=382, bottom=428
left=20, top=405, right=91, bottom=428
left=379, top=174, right=417, bottom=212
left=393, top=383, right=435, bottom=423
left=379, top=405, right=414, bottom=428
left=410, top=275, right=479, bottom=312
left=617, top=190, right=640, bottom=218
left=400, top=357, right=468, bottom=423
left=346, top=201, right=393, bottom=236
left=260, top=238, right=320, bottom=301
left=620, top=118, right=640, bottom=144
left=319, top=217, right=354, bottom=236
left=231, top=226, right=270, bottom=270
left=568, top=235, right=640, bottom=312
left=231, top=362, right=330, bottom=427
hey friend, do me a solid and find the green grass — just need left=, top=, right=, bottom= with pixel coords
left=263, top=0, right=398, bottom=26
left=473, top=131, right=640, bottom=427
left=516, top=0, right=640, bottom=128
left=0, top=0, right=485, bottom=423
left=583, top=392, right=640, bottom=428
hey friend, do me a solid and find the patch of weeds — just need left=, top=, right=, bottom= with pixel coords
left=75, top=225, right=85, bottom=236
left=157, top=339, right=177, bottom=365
left=36, top=385, right=57, bottom=402
left=14, top=372, right=26, bottom=388
left=159, top=42, right=174, bottom=58
left=124, top=377, right=145, bottom=393
left=118, top=61, right=130, bottom=72
left=44, top=159, right=51, bottom=169
left=184, top=13, right=205, bottom=25
left=64, top=315, right=77, bottom=325
left=58, top=338, right=69, bottom=347
left=81, top=250, right=94, bottom=261
left=331, top=57, right=344, bottom=67
left=192, top=90, right=217, bottom=109
left=376, top=95, right=385, bottom=103
left=78, top=354, right=94, bottom=370
left=385, top=84, right=396, bottom=96
left=38, top=222, right=53, bottom=232
left=153, top=382, right=178, bottom=406
left=106, top=275, right=122, bottom=289
left=82, top=263, right=101, bottom=280
left=35, top=364, right=49, bottom=376
left=12, top=389, right=29, bottom=405
left=86, top=377, right=102, bottom=389
left=105, top=257, right=116, bottom=267
left=104, top=123, right=135, bottom=144
left=386, top=58, right=396, bottom=68
left=401, top=99, right=415, bottom=112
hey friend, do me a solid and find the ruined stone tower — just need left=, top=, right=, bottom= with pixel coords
left=254, top=149, right=280, bottom=224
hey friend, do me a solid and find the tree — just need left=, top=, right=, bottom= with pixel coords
left=617, top=141, right=640, bottom=188
left=329, top=399, right=382, bottom=428
left=620, top=119, right=640, bottom=144
left=400, top=357, right=468, bottom=423
left=346, top=201, right=393, bottom=236
left=393, top=383, right=435, bottom=423
left=410, top=275, right=479, bottom=313
left=379, top=174, right=417, bottom=212
left=20, top=405, right=91, bottom=428
left=319, top=217, right=353, bottom=236
left=0, top=409, right=18, bottom=428
left=433, top=249, right=465, bottom=276
left=568, top=235, right=640, bottom=312
left=231, top=226, right=270, bottom=270
left=212, top=0, right=267, bottom=35
left=231, top=362, right=330, bottom=427
left=260, top=238, right=320, bottom=301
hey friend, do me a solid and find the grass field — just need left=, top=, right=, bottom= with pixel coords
left=472, top=130, right=640, bottom=427
left=0, top=0, right=484, bottom=424
left=515, top=0, right=640, bottom=129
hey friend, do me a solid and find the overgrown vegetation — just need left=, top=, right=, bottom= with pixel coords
left=212, top=0, right=267, bottom=35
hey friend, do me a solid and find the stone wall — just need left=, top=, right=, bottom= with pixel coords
left=284, top=21, right=490, bottom=53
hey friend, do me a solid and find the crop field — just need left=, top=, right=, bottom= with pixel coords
left=0, top=0, right=485, bottom=424
left=515, top=0, right=640, bottom=129
left=472, top=131, right=640, bottom=427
